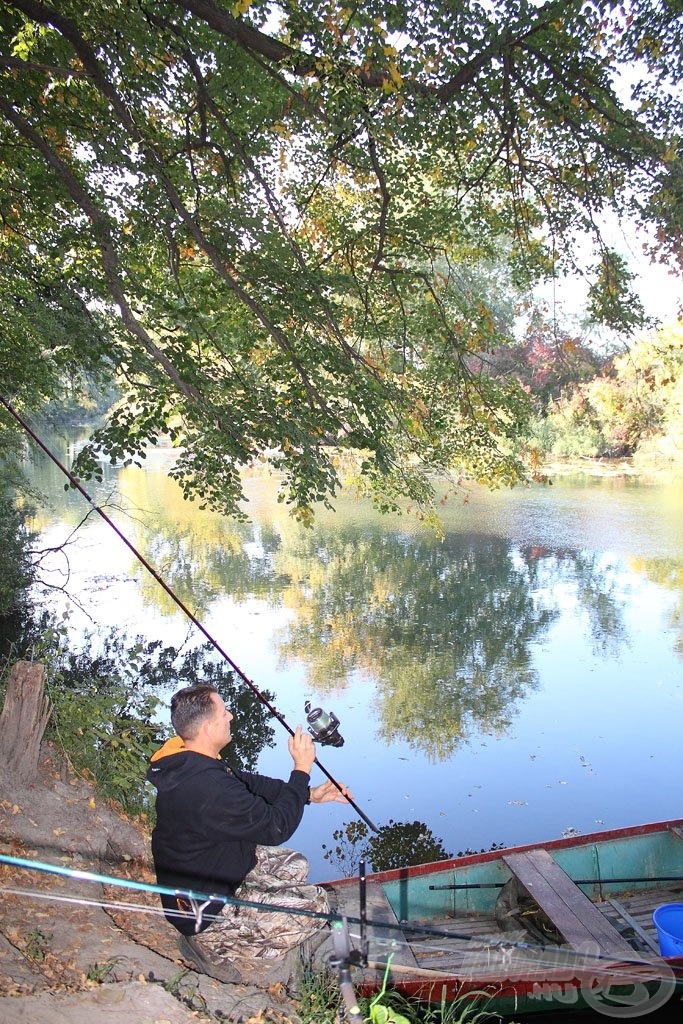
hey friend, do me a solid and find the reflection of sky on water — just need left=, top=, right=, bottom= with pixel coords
left=27, top=454, right=683, bottom=882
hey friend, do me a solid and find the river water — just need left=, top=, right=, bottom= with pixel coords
left=25, top=441, right=683, bottom=883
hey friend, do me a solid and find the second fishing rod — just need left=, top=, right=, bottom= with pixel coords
left=0, top=395, right=378, bottom=834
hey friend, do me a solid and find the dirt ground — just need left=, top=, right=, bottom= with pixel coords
left=0, top=743, right=304, bottom=1023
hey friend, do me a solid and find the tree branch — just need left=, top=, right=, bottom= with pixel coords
left=0, top=54, right=88, bottom=76
left=0, top=96, right=200, bottom=403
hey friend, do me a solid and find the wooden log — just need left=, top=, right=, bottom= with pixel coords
left=0, top=661, right=51, bottom=782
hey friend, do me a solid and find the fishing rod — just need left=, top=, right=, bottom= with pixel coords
left=429, top=875, right=683, bottom=890
left=0, top=395, right=378, bottom=832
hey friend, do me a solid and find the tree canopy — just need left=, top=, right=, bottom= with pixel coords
left=1, top=0, right=681, bottom=519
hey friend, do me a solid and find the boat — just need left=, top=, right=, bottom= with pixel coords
left=317, top=818, right=683, bottom=1017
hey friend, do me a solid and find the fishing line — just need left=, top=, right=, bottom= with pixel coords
left=0, top=886, right=173, bottom=918
left=0, top=395, right=377, bottom=833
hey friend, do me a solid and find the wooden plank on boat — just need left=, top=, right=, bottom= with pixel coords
left=502, top=850, right=635, bottom=957
left=669, top=826, right=683, bottom=841
left=332, top=880, right=420, bottom=969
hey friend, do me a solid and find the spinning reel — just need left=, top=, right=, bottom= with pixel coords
left=304, top=701, right=345, bottom=747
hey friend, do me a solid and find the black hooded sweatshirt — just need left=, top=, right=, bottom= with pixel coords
left=147, top=738, right=310, bottom=934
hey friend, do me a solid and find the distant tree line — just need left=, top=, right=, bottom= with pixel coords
left=479, top=321, right=683, bottom=463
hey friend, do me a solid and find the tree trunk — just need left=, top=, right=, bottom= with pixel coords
left=0, top=661, right=52, bottom=783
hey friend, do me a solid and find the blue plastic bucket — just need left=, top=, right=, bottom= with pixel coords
left=652, top=904, right=683, bottom=956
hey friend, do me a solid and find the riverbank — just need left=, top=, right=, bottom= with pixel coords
left=0, top=741, right=303, bottom=1023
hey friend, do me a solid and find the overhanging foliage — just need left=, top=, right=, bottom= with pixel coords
left=0, top=0, right=681, bottom=518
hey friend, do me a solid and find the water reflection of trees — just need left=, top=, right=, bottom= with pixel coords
left=629, top=555, right=683, bottom=657
left=277, top=530, right=556, bottom=759
left=25, top=446, right=284, bottom=616
left=117, top=467, right=279, bottom=615
left=118, top=490, right=658, bottom=760
left=521, top=548, right=630, bottom=658
left=573, top=553, right=629, bottom=656
left=28, top=448, right=682, bottom=760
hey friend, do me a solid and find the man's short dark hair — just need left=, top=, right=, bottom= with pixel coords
left=170, top=684, right=219, bottom=739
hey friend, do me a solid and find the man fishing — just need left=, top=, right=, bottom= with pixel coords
left=147, top=683, right=352, bottom=988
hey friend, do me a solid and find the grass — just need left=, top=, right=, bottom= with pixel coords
left=24, top=928, right=51, bottom=964
left=296, top=962, right=342, bottom=1023
left=295, top=962, right=508, bottom=1024
left=85, top=957, right=123, bottom=983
